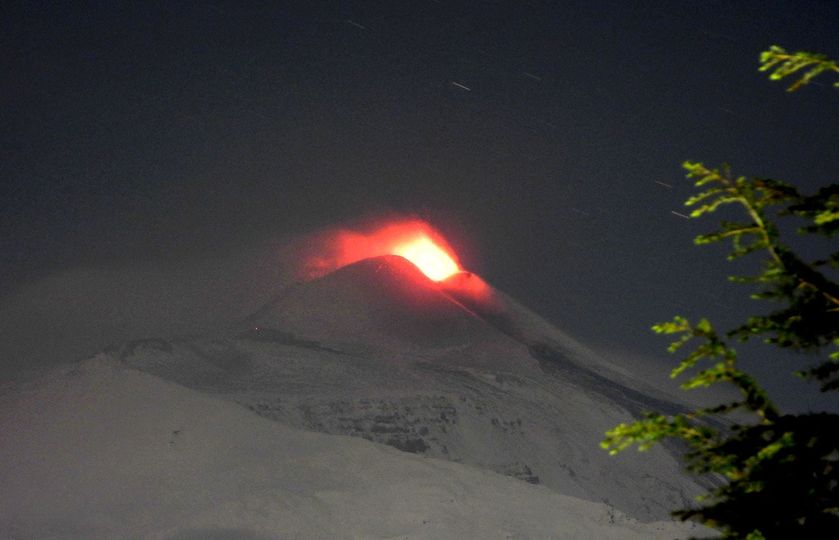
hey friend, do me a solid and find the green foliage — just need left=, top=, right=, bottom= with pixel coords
left=759, top=45, right=839, bottom=92
left=681, top=162, right=839, bottom=360
left=602, top=46, right=839, bottom=538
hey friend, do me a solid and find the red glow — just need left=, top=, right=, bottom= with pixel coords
left=297, top=219, right=462, bottom=282
left=440, top=271, right=496, bottom=311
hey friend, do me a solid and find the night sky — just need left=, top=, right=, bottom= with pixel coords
left=2, top=1, right=838, bottom=410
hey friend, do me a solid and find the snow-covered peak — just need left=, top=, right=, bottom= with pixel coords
left=246, top=255, right=532, bottom=367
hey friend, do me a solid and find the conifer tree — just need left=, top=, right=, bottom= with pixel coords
left=602, top=47, right=839, bottom=539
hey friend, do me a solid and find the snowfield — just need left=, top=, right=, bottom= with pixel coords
left=0, top=357, right=704, bottom=539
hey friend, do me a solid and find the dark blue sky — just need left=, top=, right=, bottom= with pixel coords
left=2, top=1, right=837, bottom=408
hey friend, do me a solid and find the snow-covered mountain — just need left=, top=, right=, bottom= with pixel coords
left=109, top=255, right=708, bottom=522
left=1, top=254, right=715, bottom=537
left=0, top=356, right=704, bottom=539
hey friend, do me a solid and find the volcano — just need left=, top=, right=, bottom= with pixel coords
left=119, top=255, right=705, bottom=517
left=1, top=253, right=710, bottom=538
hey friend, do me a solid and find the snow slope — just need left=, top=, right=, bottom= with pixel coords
left=0, top=357, right=704, bottom=539
left=116, top=256, right=709, bottom=522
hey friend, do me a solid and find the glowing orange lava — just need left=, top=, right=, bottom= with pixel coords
left=296, top=219, right=463, bottom=282
left=393, top=236, right=460, bottom=281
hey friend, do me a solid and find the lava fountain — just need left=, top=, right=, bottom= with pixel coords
left=392, top=236, right=459, bottom=281
left=298, top=219, right=463, bottom=282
